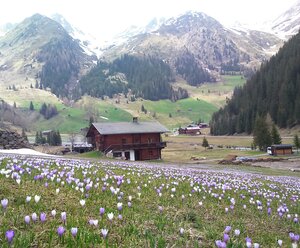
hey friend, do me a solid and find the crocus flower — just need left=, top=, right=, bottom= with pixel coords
left=234, top=229, right=240, bottom=236
left=108, top=212, right=114, bottom=221
left=278, top=240, right=283, bottom=246
left=101, top=229, right=108, bottom=238
left=253, top=243, right=260, bottom=248
left=24, top=215, right=30, bottom=224
left=71, top=227, right=78, bottom=237
left=179, top=228, right=184, bottom=236
left=215, top=240, right=226, bottom=248
left=1, top=198, right=8, bottom=209
left=32, top=212, right=37, bottom=222
left=61, top=212, right=66, bottom=223
left=5, top=230, right=14, bottom=244
left=117, top=202, right=123, bottom=211
left=34, top=195, right=41, bottom=203
left=56, top=188, right=60, bottom=194
left=223, top=233, right=230, bottom=243
left=80, top=199, right=85, bottom=206
left=128, top=202, right=132, bottom=208
left=26, top=196, right=31, bottom=203
left=57, top=226, right=65, bottom=237
left=51, top=210, right=56, bottom=217
left=40, top=212, right=46, bottom=223
left=100, top=207, right=105, bottom=216
left=158, top=206, right=163, bottom=213
left=224, top=226, right=231, bottom=233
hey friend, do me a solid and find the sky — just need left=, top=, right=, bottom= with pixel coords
left=0, top=0, right=297, bottom=41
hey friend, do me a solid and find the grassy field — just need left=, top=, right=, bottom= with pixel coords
left=0, top=154, right=299, bottom=247
left=173, top=75, right=246, bottom=108
left=161, top=134, right=295, bottom=164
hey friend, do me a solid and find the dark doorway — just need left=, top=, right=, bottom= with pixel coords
left=134, top=150, right=140, bottom=160
left=125, top=151, right=130, bottom=160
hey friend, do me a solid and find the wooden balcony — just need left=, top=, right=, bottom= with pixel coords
left=103, top=142, right=167, bottom=153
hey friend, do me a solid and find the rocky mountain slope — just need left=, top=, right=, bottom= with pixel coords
left=102, top=11, right=283, bottom=79
left=0, top=14, right=94, bottom=97
left=271, top=0, right=300, bottom=39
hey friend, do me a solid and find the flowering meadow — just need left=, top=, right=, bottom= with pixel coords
left=0, top=155, right=299, bottom=247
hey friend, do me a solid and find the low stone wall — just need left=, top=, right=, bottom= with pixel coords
left=0, top=130, right=30, bottom=149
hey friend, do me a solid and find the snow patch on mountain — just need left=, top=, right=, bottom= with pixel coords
left=50, top=13, right=101, bottom=58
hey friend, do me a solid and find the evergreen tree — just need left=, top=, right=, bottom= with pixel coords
left=21, top=128, right=28, bottom=141
left=56, top=130, right=62, bottom=146
left=253, top=116, right=272, bottom=151
left=29, top=101, right=34, bottom=111
left=294, top=134, right=300, bottom=153
left=202, top=137, right=209, bottom=149
left=271, top=124, right=281, bottom=144
left=89, top=116, right=94, bottom=127
left=35, top=131, right=40, bottom=144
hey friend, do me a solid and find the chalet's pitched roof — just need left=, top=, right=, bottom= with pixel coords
left=91, top=121, right=169, bottom=135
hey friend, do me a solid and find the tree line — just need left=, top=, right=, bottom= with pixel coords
left=78, top=54, right=188, bottom=101
left=210, top=31, right=300, bottom=135
left=35, top=130, right=62, bottom=146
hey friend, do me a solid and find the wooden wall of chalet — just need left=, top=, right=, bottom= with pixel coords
left=103, top=133, right=160, bottom=148
left=273, top=148, right=292, bottom=156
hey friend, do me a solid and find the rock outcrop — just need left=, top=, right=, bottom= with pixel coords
left=0, top=130, right=30, bottom=149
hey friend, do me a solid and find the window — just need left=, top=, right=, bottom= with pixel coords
left=122, top=138, right=126, bottom=144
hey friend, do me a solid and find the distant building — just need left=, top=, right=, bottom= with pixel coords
left=267, top=144, right=293, bottom=156
left=178, top=124, right=201, bottom=135
left=86, top=117, right=168, bottom=161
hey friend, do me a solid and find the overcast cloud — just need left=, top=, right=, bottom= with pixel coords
left=0, top=0, right=297, bottom=40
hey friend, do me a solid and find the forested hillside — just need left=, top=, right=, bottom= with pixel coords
left=78, top=54, right=188, bottom=101
left=210, top=31, right=300, bottom=135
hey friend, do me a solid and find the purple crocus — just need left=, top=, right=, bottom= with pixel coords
left=40, top=212, right=46, bottom=223
left=101, top=229, right=108, bottom=238
left=32, top=213, right=37, bottom=222
left=100, top=207, right=105, bottom=216
left=6, top=230, right=15, bottom=244
left=61, top=212, right=67, bottom=223
left=24, top=215, right=30, bottom=225
left=224, top=226, right=231, bottom=233
left=1, top=198, right=8, bottom=209
left=57, top=226, right=65, bottom=237
left=215, top=240, right=226, bottom=248
left=223, top=233, right=230, bottom=243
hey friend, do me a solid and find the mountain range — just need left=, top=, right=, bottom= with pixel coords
left=0, top=1, right=299, bottom=102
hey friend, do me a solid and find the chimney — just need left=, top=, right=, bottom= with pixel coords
left=133, top=117, right=138, bottom=123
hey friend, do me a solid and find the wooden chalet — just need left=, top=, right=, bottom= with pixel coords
left=178, top=124, right=201, bottom=135
left=86, top=118, right=168, bottom=161
left=268, top=144, right=293, bottom=156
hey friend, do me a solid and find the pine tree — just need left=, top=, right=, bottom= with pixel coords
left=202, top=137, right=209, bottom=149
left=294, top=134, right=300, bottom=153
left=35, top=131, right=40, bottom=144
left=271, top=124, right=281, bottom=144
left=253, top=116, right=272, bottom=151
left=89, top=116, right=94, bottom=127
left=21, top=128, right=28, bottom=141
left=29, top=101, right=34, bottom=111
left=56, top=130, right=62, bottom=146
